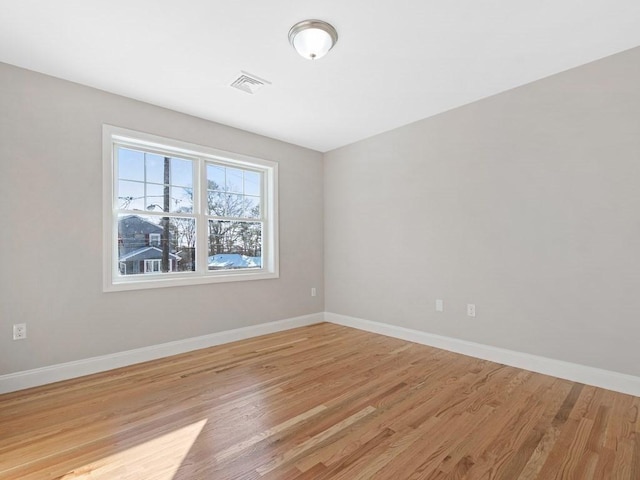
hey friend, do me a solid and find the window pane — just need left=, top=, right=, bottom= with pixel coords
left=244, top=171, right=261, bottom=196
left=145, top=153, right=166, bottom=184
left=118, top=148, right=144, bottom=181
left=171, top=158, right=193, bottom=187
left=225, top=194, right=244, bottom=217
left=207, top=191, right=220, bottom=216
left=208, top=220, right=262, bottom=271
left=117, top=214, right=196, bottom=275
left=226, top=168, right=243, bottom=193
left=118, top=180, right=145, bottom=210
left=208, top=191, right=244, bottom=217
left=146, top=184, right=165, bottom=211
left=207, top=164, right=225, bottom=191
left=243, top=196, right=260, bottom=218
left=172, top=186, right=193, bottom=213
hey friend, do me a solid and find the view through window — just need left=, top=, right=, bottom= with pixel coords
left=104, top=126, right=278, bottom=291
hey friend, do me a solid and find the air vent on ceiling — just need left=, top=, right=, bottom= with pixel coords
left=230, top=71, right=271, bottom=94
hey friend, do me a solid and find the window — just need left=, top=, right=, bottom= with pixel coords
left=144, top=259, right=162, bottom=273
left=148, top=233, right=161, bottom=246
left=103, top=125, right=278, bottom=291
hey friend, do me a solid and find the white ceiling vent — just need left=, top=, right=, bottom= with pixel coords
left=230, top=71, right=271, bottom=94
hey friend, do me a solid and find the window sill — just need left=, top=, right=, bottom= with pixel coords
left=104, top=270, right=279, bottom=292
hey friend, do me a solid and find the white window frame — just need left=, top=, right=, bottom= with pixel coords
left=148, top=233, right=161, bottom=246
left=103, top=125, right=279, bottom=292
left=144, top=259, right=162, bottom=273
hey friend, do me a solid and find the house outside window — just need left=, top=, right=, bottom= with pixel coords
left=103, top=125, right=278, bottom=291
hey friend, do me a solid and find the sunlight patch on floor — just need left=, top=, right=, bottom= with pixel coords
left=61, top=419, right=207, bottom=479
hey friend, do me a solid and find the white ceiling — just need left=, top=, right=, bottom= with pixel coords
left=1, top=1, right=639, bottom=152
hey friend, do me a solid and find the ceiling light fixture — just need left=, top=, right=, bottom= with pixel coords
left=288, top=20, right=338, bottom=60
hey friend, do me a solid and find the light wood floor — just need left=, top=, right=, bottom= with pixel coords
left=1, top=323, right=639, bottom=479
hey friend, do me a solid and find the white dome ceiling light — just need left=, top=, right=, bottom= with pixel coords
left=288, top=20, right=338, bottom=60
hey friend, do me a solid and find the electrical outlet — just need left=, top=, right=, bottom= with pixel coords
left=13, top=323, right=27, bottom=340
left=435, top=299, right=444, bottom=312
left=311, top=287, right=317, bottom=297
left=467, top=304, right=476, bottom=318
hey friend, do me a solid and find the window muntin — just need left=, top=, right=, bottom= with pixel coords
left=103, top=125, right=278, bottom=291
left=117, top=148, right=194, bottom=213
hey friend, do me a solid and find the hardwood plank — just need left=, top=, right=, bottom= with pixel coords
left=256, top=405, right=377, bottom=475
left=214, top=405, right=328, bottom=463
left=0, top=323, right=638, bottom=479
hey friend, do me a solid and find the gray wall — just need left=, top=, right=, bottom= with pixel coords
left=324, top=47, right=640, bottom=377
left=3, top=46, right=640, bottom=380
left=0, top=63, right=324, bottom=375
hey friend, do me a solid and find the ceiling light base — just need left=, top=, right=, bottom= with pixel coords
left=288, top=20, right=338, bottom=60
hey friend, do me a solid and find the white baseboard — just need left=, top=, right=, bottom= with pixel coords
left=0, top=313, right=324, bottom=395
left=325, top=312, right=640, bottom=397
left=5, top=311, right=639, bottom=398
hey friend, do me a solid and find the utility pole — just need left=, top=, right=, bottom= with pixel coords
left=162, top=157, right=170, bottom=272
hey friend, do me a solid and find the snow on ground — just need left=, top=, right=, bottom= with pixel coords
left=208, top=253, right=261, bottom=269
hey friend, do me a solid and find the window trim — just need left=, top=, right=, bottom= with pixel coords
left=103, top=125, right=279, bottom=292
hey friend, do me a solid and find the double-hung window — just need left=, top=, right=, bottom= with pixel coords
left=103, top=125, right=278, bottom=291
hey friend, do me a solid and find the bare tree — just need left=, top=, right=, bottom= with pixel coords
left=207, top=186, right=260, bottom=256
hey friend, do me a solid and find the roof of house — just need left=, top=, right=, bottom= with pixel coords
left=118, top=215, right=164, bottom=235
left=119, top=246, right=181, bottom=262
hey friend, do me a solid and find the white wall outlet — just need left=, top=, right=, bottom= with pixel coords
left=13, top=323, right=27, bottom=340
left=467, top=304, right=476, bottom=318
left=435, top=299, right=444, bottom=312
left=311, top=287, right=317, bottom=297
